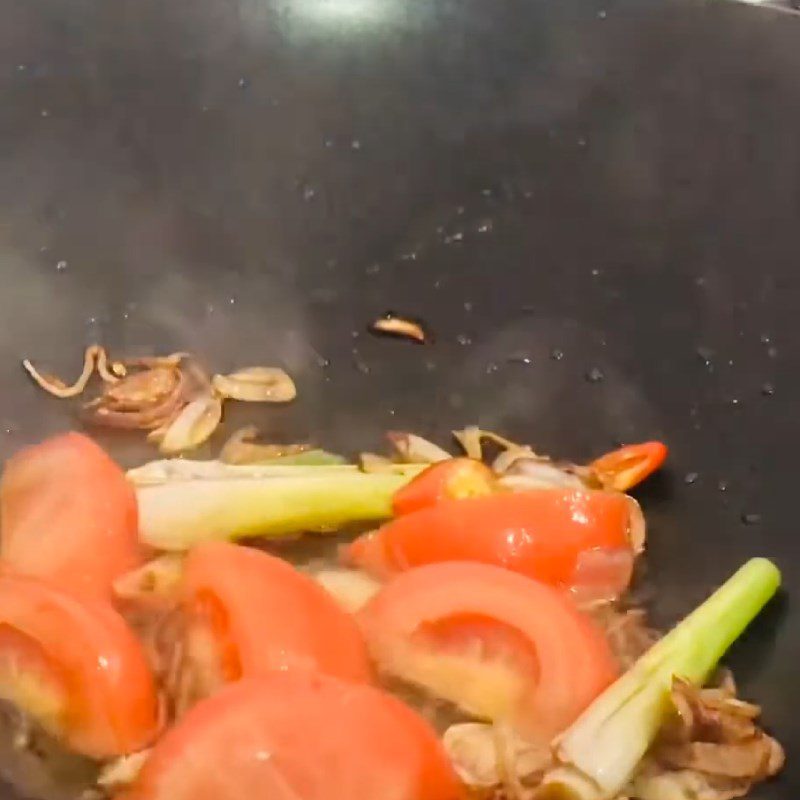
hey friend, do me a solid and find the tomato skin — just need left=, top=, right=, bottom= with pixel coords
left=0, top=574, right=159, bottom=758
left=0, top=433, right=142, bottom=598
left=182, top=542, right=371, bottom=689
left=393, top=458, right=496, bottom=517
left=348, top=489, right=634, bottom=588
left=118, top=673, right=464, bottom=800
left=359, top=562, right=618, bottom=740
left=590, top=441, right=668, bottom=491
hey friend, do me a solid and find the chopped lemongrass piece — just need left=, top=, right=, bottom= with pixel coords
left=136, top=470, right=420, bottom=550
left=539, top=558, right=781, bottom=800
left=127, top=459, right=359, bottom=485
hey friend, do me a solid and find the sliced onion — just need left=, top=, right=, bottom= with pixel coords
left=113, top=555, right=185, bottom=606
left=452, top=427, right=530, bottom=462
left=97, top=751, right=150, bottom=789
left=212, top=367, right=296, bottom=403
left=359, top=452, right=396, bottom=473
left=387, top=432, right=451, bottom=463
left=311, top=567, right=382, bottom=614
left=159, top=394, right=223, bottom=454
left=497, top=458, right=585, bottom=490
left=123, top=352, right=189, bottom=369
left=627, top=495, right=646, bottom=553
left=442, top=722, right=551, bottom=790
left=568, top=547, right=635, bottom=605
left=220, top=426, right=310, bottom=465
left=369, top=314, right=427, bottom=343
left=86, top=378, right=186, bottom=430
left=95, top=347, right=123, bottom=383
left=100, top=367, right=181, bottom=411
left=21, top=344, right=102, bottom=398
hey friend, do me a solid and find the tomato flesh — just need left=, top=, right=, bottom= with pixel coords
left=393, top=458, right=496, bottom=516
left=118, top=673, right=464, bottom=800
left=0, top=575, right=159, bottom=757
left=180, top=542, right=371, bottom=701
left=0, top=624, right=68, bottom=736
left=349, top=489, right=635, bottom=589
left=359, top=561, right=618, bottom=740
left=0, top=433, right=142, bottom=598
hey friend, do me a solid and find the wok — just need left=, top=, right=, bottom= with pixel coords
left=0, top=0, right=797, bottom=796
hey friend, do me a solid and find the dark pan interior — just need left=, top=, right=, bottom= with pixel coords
left=0, top=0, right=798, bottom=795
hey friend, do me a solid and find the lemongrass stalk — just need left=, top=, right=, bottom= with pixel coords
left=136, top=470, right=420, bottom=550
left=128, top=458, right=425, bottom=486
left=540, top=558, right=781, bottom=800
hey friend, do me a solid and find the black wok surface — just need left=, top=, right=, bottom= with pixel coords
left=0, top=0, right=798, bottom=795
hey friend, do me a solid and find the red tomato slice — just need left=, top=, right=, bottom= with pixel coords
left=393, top=458, right=497, bottom=516
left=0, top=433, right=142, bottom=598
left=118, top=673, right=463, bottom=800
left=0, top=574, right=159, bottom=757
left=347, top=489, right=636, bottom=590
left=358, top=562, right=618, bottom=741
left=180, top=542, right=371, bottom=698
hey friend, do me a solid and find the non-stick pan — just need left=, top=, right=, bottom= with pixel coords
left=0, top=0, right=797, bottom=796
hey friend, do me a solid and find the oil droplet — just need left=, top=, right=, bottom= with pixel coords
left=585, top=367, right=605, bottom=383
left=759, top=333, right=771, bottom=344
left=55, top=260, right=68, bottom=272
left=353, top=353, right=370, bottom=375
left=237, top=76, right=250, bottom=89
left=761, top=382, right=775, bottom=396
left=228, top=296, right=236, bottom=305
left=316, top=356, right=330, bottom=368
left=695, top=346, right=714, bottom=365
left=684, top=472, right=699, bottom=485
left=350, top=139, right=361, bottom=150
left=456, top=334, right=472, bottom=346
left=597, top=9, right=607, bottom=17
left=40, top=109, right=50, bottom=118
left=591, top=268, right=601, bottom=277
left=550, top=348, right=564, bottom=361
left=718, top=480, right=728, bottom=492
left=740, top=512, right=761, bottom=525
left=729, top=398, right=740, bottom=407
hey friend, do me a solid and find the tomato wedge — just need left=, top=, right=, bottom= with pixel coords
left=117, top=673, right=463, bottom=800
left=359, top=562, right=618, bottom=740
left=590, top=441, right=668, bottom=492
left=347, top=489, right=638, bottom=590
left=0, top=574, right=159, bottom=758
left=179, top=542, right=371, bottom=699
left=393, top=458, right=497, bottom=516
left=0, top=433, right=142, bottom=598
